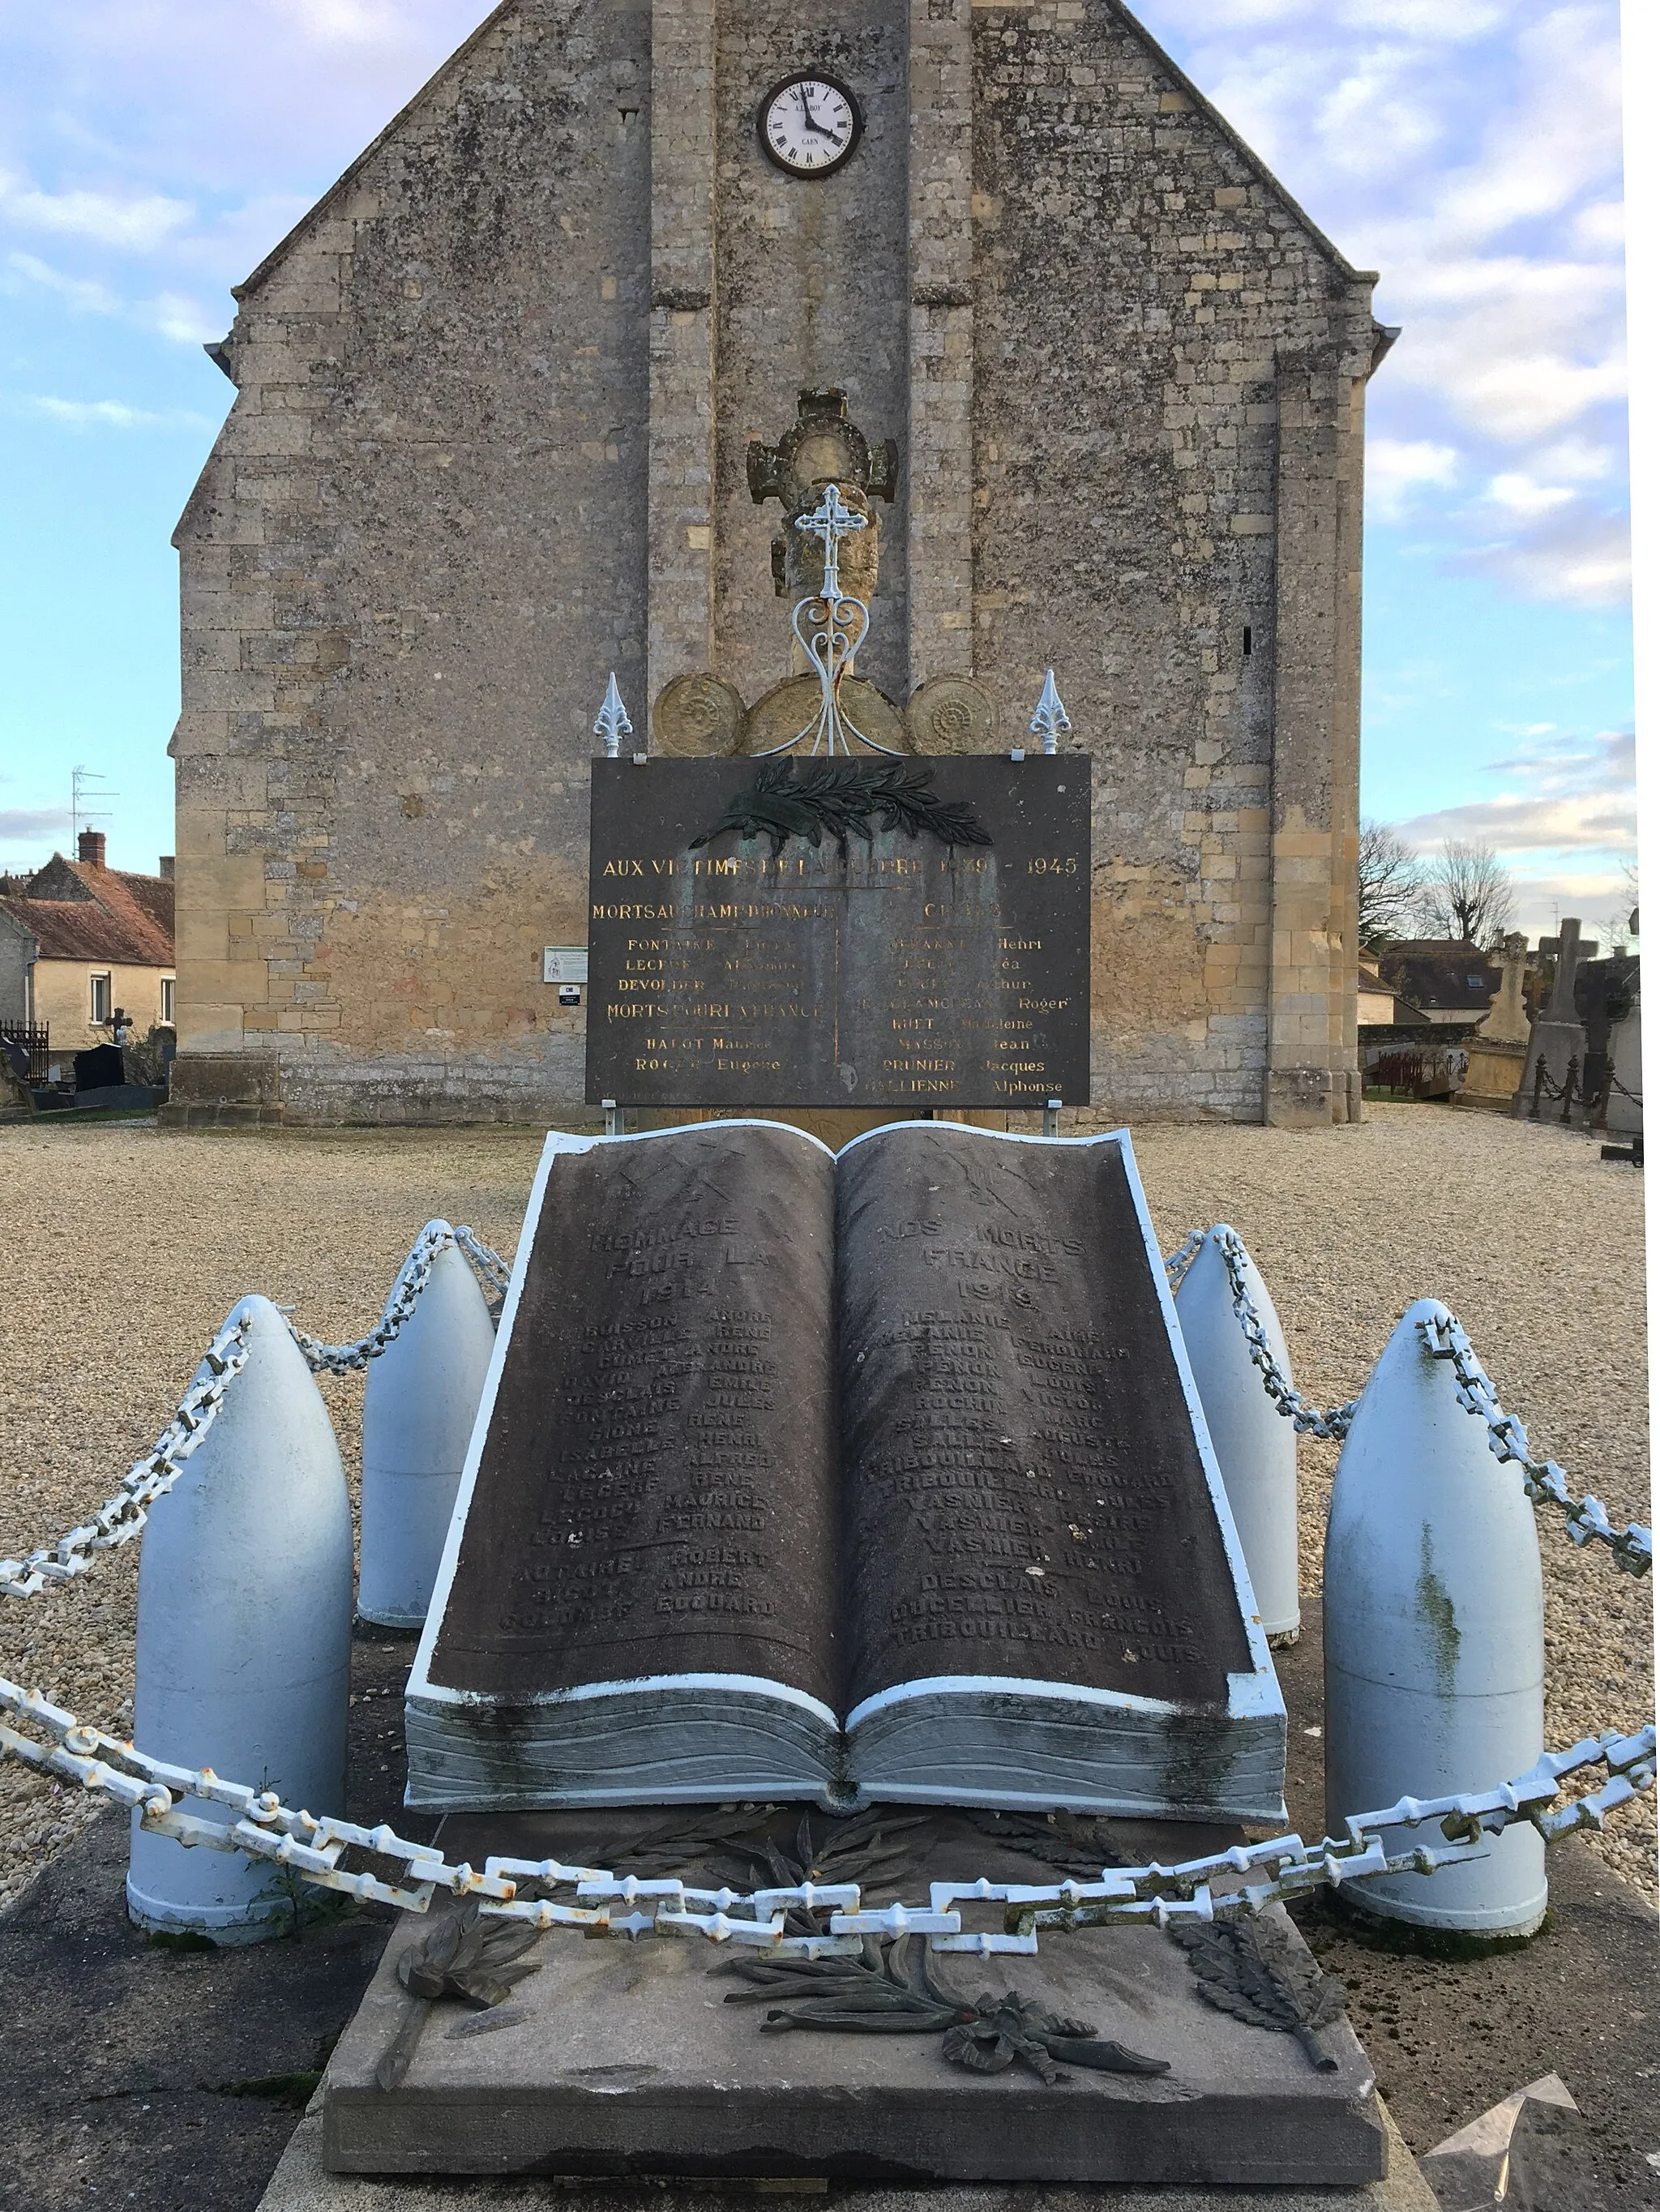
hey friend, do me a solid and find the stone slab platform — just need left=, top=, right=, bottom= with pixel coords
left=270, top=2104, right=1436, bottom=2210
left=319, top=1809, right=1384, bottom=2189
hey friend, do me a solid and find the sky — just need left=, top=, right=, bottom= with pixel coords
left=0, top=0, right=1637, bottom=945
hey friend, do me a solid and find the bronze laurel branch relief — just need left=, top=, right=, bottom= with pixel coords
left=377, top=1903, right=544, bottom=2090
left=721, top=1934, right=1169, bottom=2087
left=1169, top=1915, right=1348, bottom=2071
left=689, top=759, right=994, bottom=860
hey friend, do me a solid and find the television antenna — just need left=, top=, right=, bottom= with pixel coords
left=71, top=766, right=118, bottom=850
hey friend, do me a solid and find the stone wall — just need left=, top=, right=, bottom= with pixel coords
left=968, top=3, right=1377, bottom=1127
left=169, top=0, right=1383, bottom=1128
left=0, top=914, right=33, bottom=1027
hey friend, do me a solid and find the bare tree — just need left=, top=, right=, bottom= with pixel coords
left=1356, top=819, right=1422, bottom=952
left=1414, top=837, right=1516, bottom=948
left=1606, top=859, right=1640, bottom=949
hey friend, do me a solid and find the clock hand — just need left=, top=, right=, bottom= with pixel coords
left=796, top=85, right=845, bottom=141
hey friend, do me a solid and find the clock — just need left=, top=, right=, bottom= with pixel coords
left=757, top=71, right=863, bottom=179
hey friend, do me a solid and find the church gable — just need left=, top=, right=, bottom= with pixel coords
left=168, top=0, right=1379, bottom=1132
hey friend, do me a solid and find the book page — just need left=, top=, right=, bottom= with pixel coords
left=836, top=1126, right=1250, bottom=1713
left=428, top=1123, right=839, bottom=1707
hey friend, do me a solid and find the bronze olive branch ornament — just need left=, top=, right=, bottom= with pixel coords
left=1168, top=1915, right=1347, bottom=2071
left=689, top=759, right=993, bottom=861
left=721, top=1933, right=1169, bottom=2087
left=376, top=1902, right=543, bottom=2090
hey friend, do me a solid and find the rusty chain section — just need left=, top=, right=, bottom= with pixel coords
left=0, top=1223, right=511, bottom=1602
left=0, top=1672, right=1649, bottom=1951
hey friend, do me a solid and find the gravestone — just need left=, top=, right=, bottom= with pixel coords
left=74, top=1042, right=125, bottom=1091
left=1513, top=918, right=1587, bottom=1117
left=1459, top=932, right=1530, bottom=1112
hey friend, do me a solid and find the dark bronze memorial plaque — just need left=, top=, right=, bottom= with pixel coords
left=584, top=757, right=1090, bottom=1109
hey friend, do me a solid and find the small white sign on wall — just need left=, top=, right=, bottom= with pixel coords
left=543, top=945, right=589, bottom=986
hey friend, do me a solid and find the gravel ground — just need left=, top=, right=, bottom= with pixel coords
left=0, top=1104, right=1652, bottom=1911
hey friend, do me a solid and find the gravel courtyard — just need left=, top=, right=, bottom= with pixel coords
left=0, top=1103, right=1651, bottom=1910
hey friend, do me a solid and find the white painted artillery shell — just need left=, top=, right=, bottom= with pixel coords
left=127, top=1296, right=353, bottom=1944
left=1174, top=1227, right=1300, bottom=1638
left=1324, top=1298, right=1546, bottom=1934
left=357, top=1236, right=496, bottom=1628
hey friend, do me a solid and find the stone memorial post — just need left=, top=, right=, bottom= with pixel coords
left=359, top=1234, right=498, bottom=1628
left=1324, top=1299, right=1547, bottom=1936
left=126, top=1296, right=354, bottom=1942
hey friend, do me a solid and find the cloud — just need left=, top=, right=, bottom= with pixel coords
left=1367, top=438, right=1459, bottom=520
left=1398, top=726, right=1636, bottom=854
left=24, top=395, right=216, bottom=432
left=1487, top=473, right=1574, bottom=519
left=4, top=250, right=221, bottom=349
left=148, top=289, right=218, bottom=344
left=0, top=808, right=71, bottom=840
left=0, top=171, right=193, bottom=252
left=1456, top=507, right=1632, bottom=606
left=1138, top=0, right=1629, bottom=610
left=4, top=249, right=120, bottom=316
left=274, top=0, right=407, bottom=42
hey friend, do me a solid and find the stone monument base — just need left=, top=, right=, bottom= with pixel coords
left=1455, top=1039, right=1526, bottom=1113
left=319, top=1811, right=1384, bottom=2188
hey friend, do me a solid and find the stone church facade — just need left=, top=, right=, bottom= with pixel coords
left=167, top=0, right=1391, bottom=1128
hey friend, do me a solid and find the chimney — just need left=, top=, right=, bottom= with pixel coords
left=159, top=855, right=175, bottom=879
left=78, top=830, right=107, bottom=868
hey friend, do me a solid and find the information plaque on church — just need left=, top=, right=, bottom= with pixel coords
left=584, top=757, right=1090, bottom=1109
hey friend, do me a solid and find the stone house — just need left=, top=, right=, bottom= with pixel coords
left=0, top=833, right=177, bottom=1057
left=1374, top=942, right=1500, bottom=1036
left=168, top=0, right=1392, bottom=1129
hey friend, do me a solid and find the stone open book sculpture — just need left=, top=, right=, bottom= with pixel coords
left=404, top=1120, right=1285, bottom=1820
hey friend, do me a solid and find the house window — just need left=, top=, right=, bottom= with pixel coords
left=90, top=973, right=111, bottom=1025
left=160, top=977, right=176, bottom=1026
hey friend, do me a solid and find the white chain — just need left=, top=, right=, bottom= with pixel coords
left=286, top=1220, right=507, bottom=1373
left=0, top=1224, right=511, bottom=1602
left=0, top=1671, right=1649, bottom=1950
left=1207, top=1227, right=1359, bottom=1438
left=0, top=1316, right=254, bottom=1601
left=1418, top=1311, right=1654, bottom=1577
left=454, top=1224, right=511, bottom=1298
left=1166, top=1226, right=1653, bottom=1576
left=1162, top=1229, right=1206, bottom=1293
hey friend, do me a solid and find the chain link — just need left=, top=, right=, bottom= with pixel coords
left=286, top=1219, right=507, bottom=1373
left=1, top=1316, right=254, bottom=1602
left=0, top=1671, right=1649, bottom=1949
left=1418, top=1311, right=1653, bottom=1576
left=1208, top=1227, right=1360, bottom=1439
left=1168, top=1226, right=1653, bottom=1575
left=0, top=1223, right=511, bottom=1602
left=454, top=1224, right=511, bottom=1297
left=1162, top=1230, right=1206, bottom=1293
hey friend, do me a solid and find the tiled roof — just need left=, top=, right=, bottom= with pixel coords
left=1375, top=941, right=1498, bottom=1014
left=0, top=854, right=174, bottom=969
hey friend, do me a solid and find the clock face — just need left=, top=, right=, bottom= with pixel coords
left=758, top=73, right=862, bottom=179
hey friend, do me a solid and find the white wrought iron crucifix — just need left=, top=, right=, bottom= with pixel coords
left=755, top=481, right=901, bottom=757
